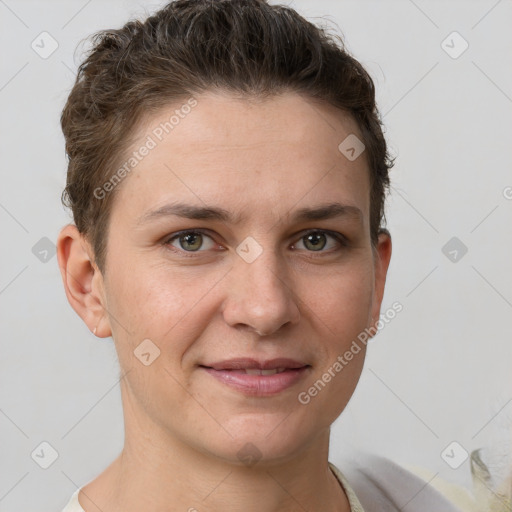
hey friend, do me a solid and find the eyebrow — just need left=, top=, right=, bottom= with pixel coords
left=136, top=201, right=363, bottom=226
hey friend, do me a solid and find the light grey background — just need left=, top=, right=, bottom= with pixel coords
left=1, top=0, right=511, bottom=510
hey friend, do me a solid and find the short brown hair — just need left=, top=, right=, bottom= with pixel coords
left=61, top=0, right=394, bottom=274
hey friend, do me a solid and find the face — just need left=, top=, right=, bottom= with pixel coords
left=63, top=91, right=391, bottom=466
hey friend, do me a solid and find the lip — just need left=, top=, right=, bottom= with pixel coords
left=204, top=358, right=307, bottom=371
left=199, top=358, right=311, bottom=396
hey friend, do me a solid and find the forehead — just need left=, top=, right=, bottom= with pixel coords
left=110, top=91, right=370, bottom=225
left=137, top=90, right=364, bottom=154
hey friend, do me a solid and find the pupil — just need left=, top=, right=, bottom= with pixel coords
left=305, top=233, right=326, bottom=251
left=181, top=233, right=202, bottom=251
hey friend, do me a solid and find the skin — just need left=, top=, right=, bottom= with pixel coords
left=57, top=91, right=392, bottom=512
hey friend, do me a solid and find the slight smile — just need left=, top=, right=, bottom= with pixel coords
left=199, top=358, right=312, bottom=396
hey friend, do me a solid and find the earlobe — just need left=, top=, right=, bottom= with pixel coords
left=56, top=224, right=111, bottom=338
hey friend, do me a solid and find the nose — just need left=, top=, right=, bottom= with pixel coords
left=221, top=249, right=300, bottom=336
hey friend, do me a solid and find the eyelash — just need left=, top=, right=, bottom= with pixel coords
left=163, top=229, right=348, bottom=258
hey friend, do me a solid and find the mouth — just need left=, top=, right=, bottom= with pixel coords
left=198, top=358, right=311, bottom=396
left=212, top=367, right=291, bottom=375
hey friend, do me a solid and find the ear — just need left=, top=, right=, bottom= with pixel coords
left=369, top=229, right=392, bottom=333
left=56, top=224, right=112, bottom=338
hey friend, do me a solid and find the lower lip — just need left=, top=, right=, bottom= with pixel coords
left=201, top=366, right=310, bottom=396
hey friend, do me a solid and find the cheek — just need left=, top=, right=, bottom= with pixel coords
left=105, top=259, right=224, bottom=353
left=103, top=262, right=220, bottom=411
left=302, top=259, right=375, bottom=338
left=296, top=265, right=372, bottom=423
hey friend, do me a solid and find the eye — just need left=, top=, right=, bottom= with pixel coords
left=163, top=228, right=347, bottom=257
left=293, top=230, right=346, bottom=253
left=165, top=230, right=216, bottom=252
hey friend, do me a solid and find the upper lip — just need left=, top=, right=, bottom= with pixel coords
left=202, top=358, right=309, bottom=370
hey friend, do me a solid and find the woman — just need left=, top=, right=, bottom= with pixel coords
left=57, top=1, right=462, bottom=510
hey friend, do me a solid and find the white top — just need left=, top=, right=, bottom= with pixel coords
left=61, top=453, right=462, bottom=512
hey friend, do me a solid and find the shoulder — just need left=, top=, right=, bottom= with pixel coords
left=330, top=452, right=464, bottom=512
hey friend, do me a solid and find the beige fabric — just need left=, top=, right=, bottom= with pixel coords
left=330, top=462, right=366, bottom=511
left=61, top=487, right=82, bottom=512
left=406, top=464, right=512, bottom=512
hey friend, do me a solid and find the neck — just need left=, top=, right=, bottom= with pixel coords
left=78, top=390, right=351, bottom=512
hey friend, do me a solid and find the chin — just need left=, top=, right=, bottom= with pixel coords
left=204, top=418, right=316, bottom=467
